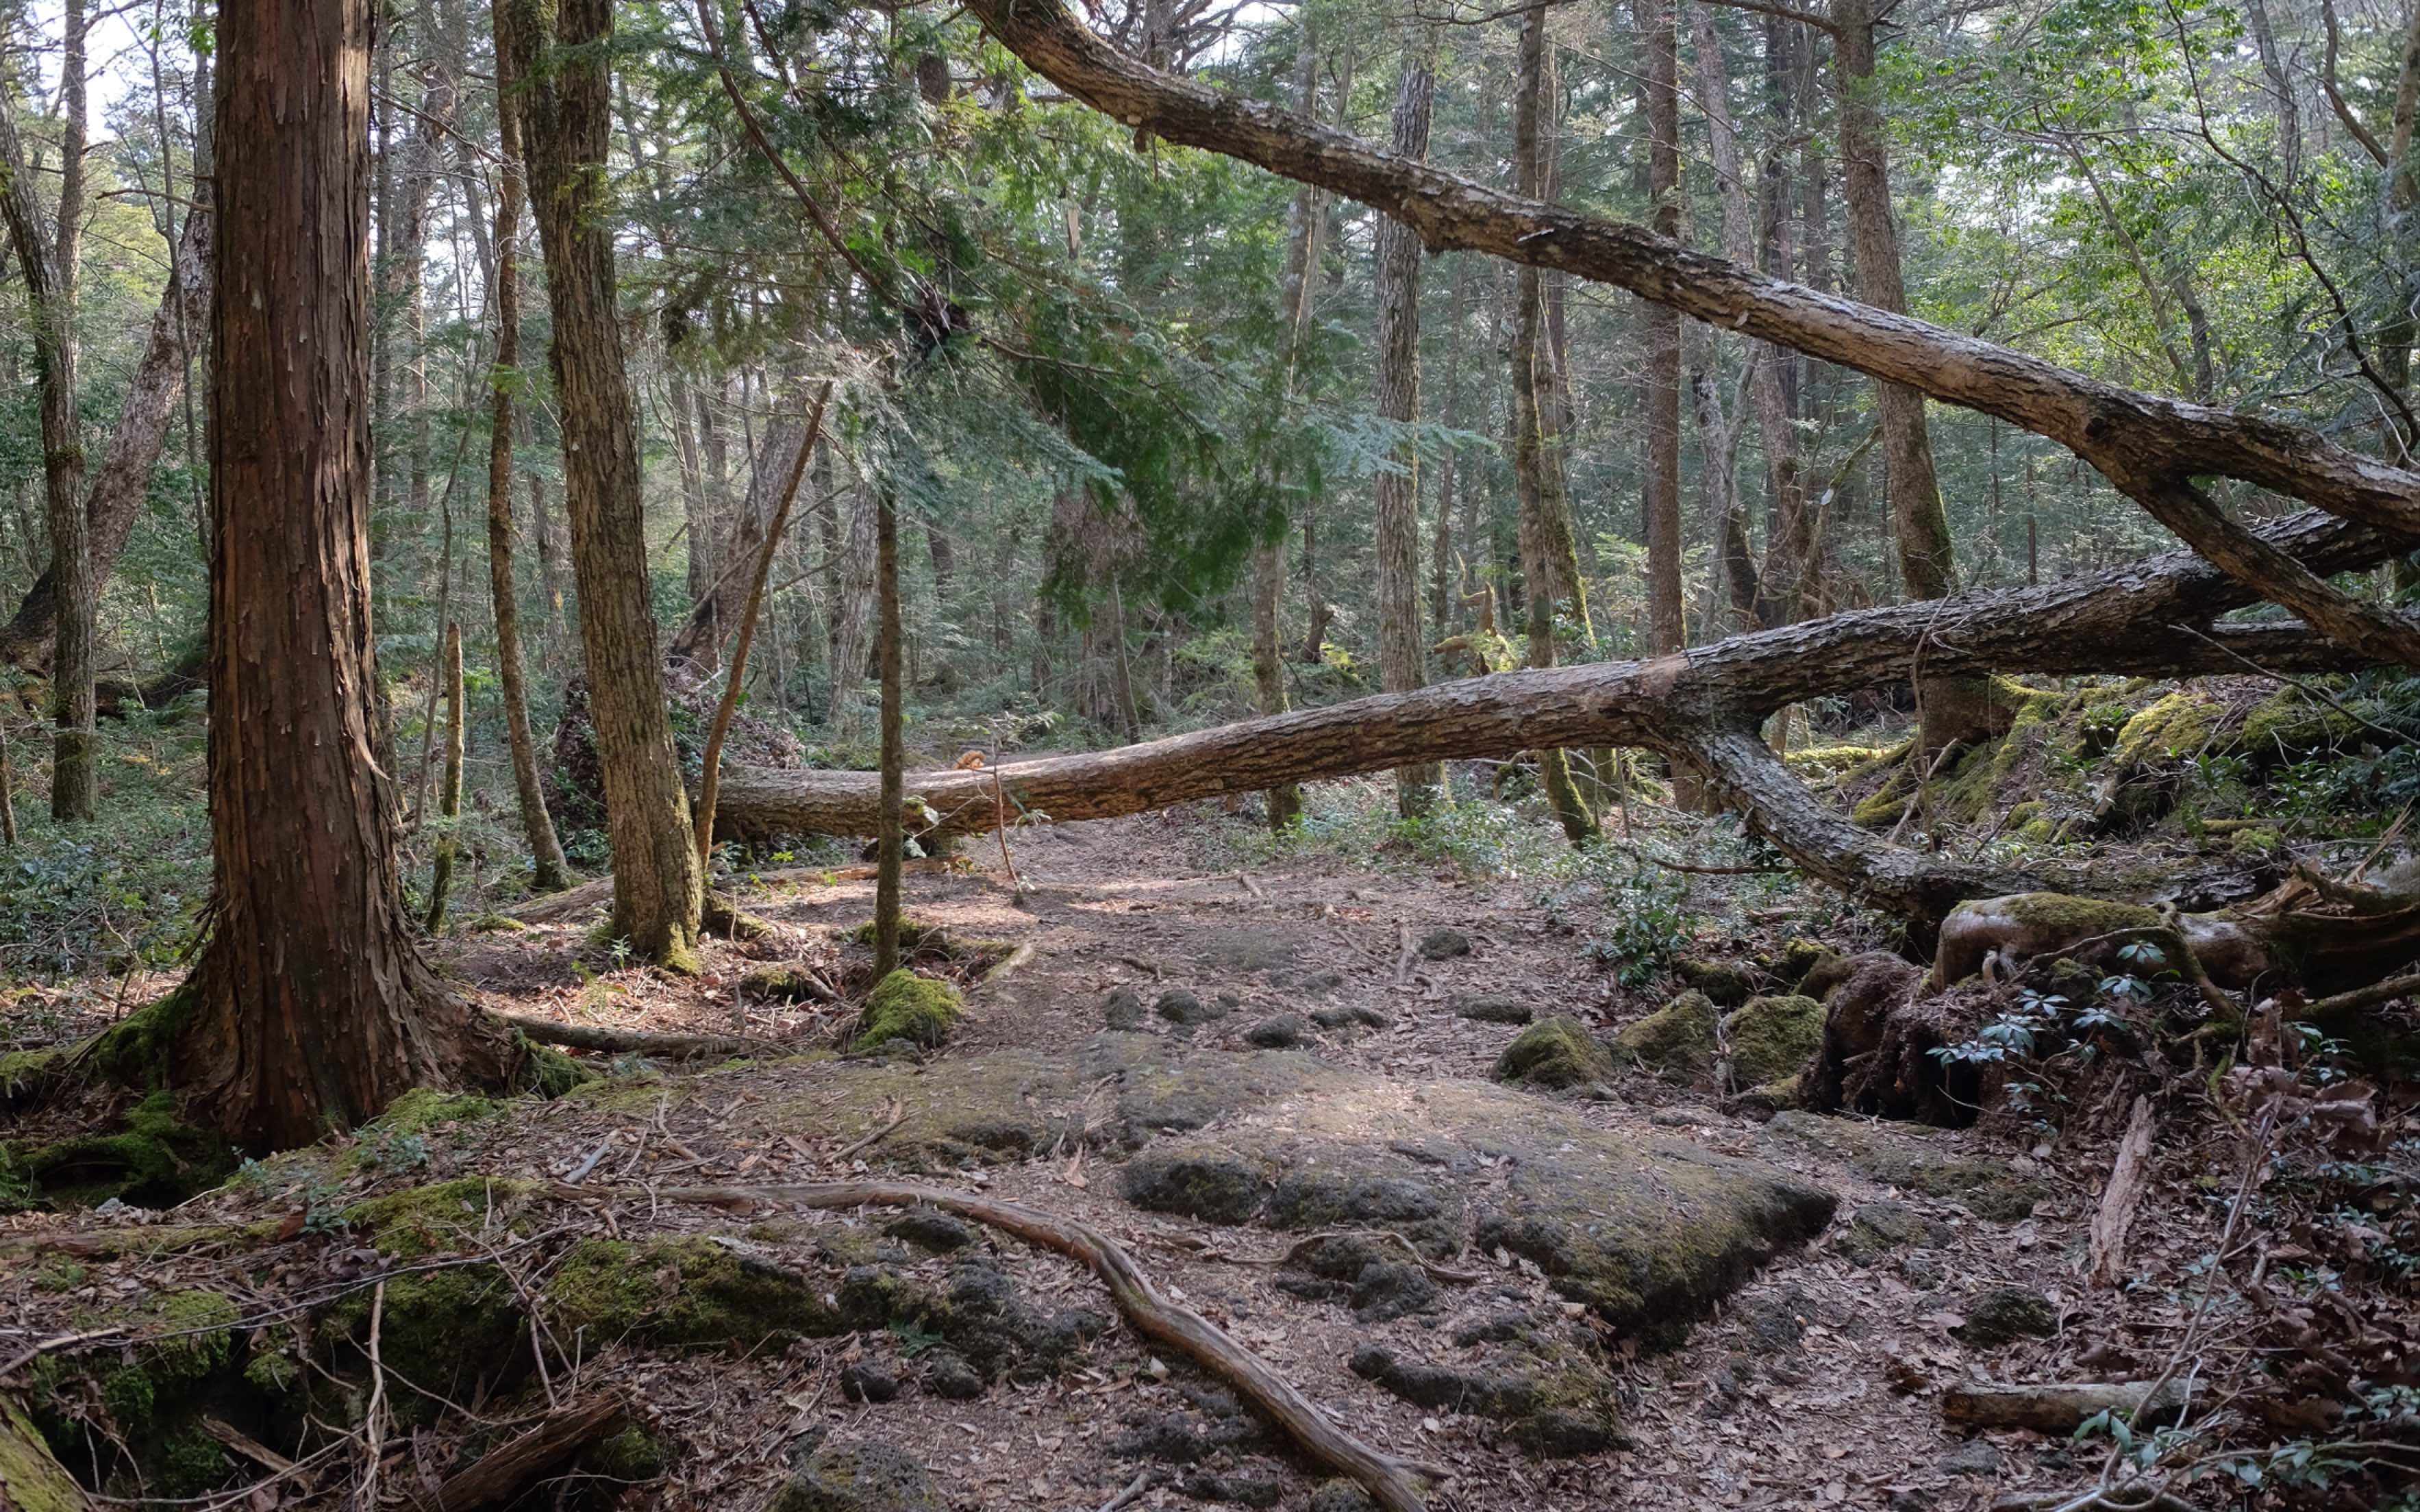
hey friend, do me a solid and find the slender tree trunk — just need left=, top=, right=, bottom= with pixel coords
left=425, top=620, right=466, bottom=929
left=485, top=7, right=573, bottom=893
left=873, top=483, right=905, bottom=978
left=1432, top=255, right=1469, bottom=635
left=1512, top=0, right=1598, bottom=846
left=1832, top=0, right=1992, bottom=748
left=1643, top=0, right=1685, bottom=661
left=174, top=0, right=508, bottom=1148
left=1374, top=29, right=1443, bottom=816
left=0, top=10, right=95, bottom=819
left=505, top=0, right=704, bottom=967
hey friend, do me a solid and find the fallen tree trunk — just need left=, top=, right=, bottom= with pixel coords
left=956, top=0, right=2420, bottom=661
left=1942, top=1378, right=2192, bottom=1433
left=717, top=512, right=2382, bottom=926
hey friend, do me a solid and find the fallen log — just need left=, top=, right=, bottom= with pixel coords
left=497, top=1013, right=789, bottom=1062
left=577, top=1179, right=1443, bottom=1512
left=716, top=512, right=2382, bottom=927
left=419, top=1390, right=628, bottom=1511
left=1943, top=1378, right=2194, bottom=1433
left=0, top=1393, right=90, bottom=1511
left=956, top=0, right=2420, bottom=658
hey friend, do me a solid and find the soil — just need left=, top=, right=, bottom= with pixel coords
left=0, top=781, right=2393, bottom=1511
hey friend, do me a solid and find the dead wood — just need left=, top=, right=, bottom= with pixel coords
left=416, top=1390, right=628, bottom=1511
left=567, top=1179, right=1441, bottom=1512
left=0, top=1393, right=90, bottom=1511
left=495, top=1013, right=789, bottom=1061
left=2302, top=968, right=2420, bottom=1018
left=1944, top=1378, right=2193, bottom=1433
left=715, top=512, right=2382, bottom=931
left=951, top=0, right=2420, bottom=646
left=2088, top=1097, right=2158, bottom=1289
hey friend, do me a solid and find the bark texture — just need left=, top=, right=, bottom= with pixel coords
left=955, top=0, right=2420, bottom=645
left=179, top=0, right=508, bottom=1148
left=1373, top=32, right=1442, bottom=815
left=1643, top=0, right=1686, bottom=657
left=484, top=14, right=574, bottom=894
left=873, top=484, right=906, bottom=978
left=717, top=509, right=2385, bottom=927
left=505, top=0, right=704, bottom=966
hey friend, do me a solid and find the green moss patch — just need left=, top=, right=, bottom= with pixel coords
left=1494, top=1017, right=1614, bottom=1089
left=1725, top=996, right=1823, bottom=1089
left=850, top=970, right=964, bottom=1054
left=8, top=1089, right=232, bottom=1209
left=1612, top=992, right=1719, bottom=1079
left=548, top=1234, right=839, bottom=1350
left=27, top=1289, right=242, bottom=1487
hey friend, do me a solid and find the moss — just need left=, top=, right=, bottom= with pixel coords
left=739, top=963, right=825, bottom=1000
left=516, top=1040, right=593, bottom=1097
left=369, top=1087, right=499, bottom=1134
left=17, top=1089, right=232, bottom=1209
left=847, top=916, right=949, bottom=950
left=2228, top=825, right=2284, bottom=857
left=2112, top=691, right=2222, bottom=766
left=0, top=1044, right=62, bottom=1103
left=1, top=1394, right=88, bottom=1512
left=464, top=912, right=528, bottom=933
left=29, top=1289, right=240, bottom=1458
left=1673, top=957, right=1756, bottom=1007
left=2236, top=685, right=2362, bottom=765
left=346, top=1176, right=541, bottom=1257
left=1494, top=1017, right=1616, bottom=1090
left=850, top=970, right=963, bottom=1055
left=2006, top=801, right=2041, bottom=827
left=242, top=1348, right=301, bottom=1399
left=2000, top=894, right=2167, bottom=939
left=1761, top=1111, right=2050, bottom=1220
left=583, top=1422, right=664, bottom=1482
left=1724, top=996, right=1824, bottom=1088
left=78, top=985, right=195, bottom=1089
left=2019, top=818, right=2057, bottom=842
left=154, top=1429, right=230, bottom=1496
left=1610, top=992, right=1719, bottom=1079
left=548, top=1235, right=840, bottom=1350
left=1775, top=938, right=1835, bottom=987
left=33, top=1258, right=86, bottom=1293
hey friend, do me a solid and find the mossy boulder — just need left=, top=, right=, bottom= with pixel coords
left=1954, top=1285, right=2058, bottom=1348
left=767, top=1437, right=945, bottom=1512
left=850, top=970, right=962, bottom=1055
left=740, top=963, right=830, bottom=1003
left=1120, top=1141, right=1269, bottom=1224
left=2112, top=691, right=2224, bottom=766
left=1349, top=1339, right=1620, bottom=1456
left=1723, top=996, right=1824, bottom=1089
left=1674, top=958, right=1756, bottom=1007
left=1832, top=1200, right=1954, bottom=1264
left=1611, top=992, right=1719, bottom=1079
left=1494, top=1017, right=1615, bottom=1089
left=2236, top=685, right=2364, bottom=765
left=549, top=1234, right=840, bottom=1350
left=321, top=1179, right=542, bottom=1403
left=845, top=916, right=951, bottom=952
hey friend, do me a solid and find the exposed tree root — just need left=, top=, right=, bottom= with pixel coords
left=495, top=1013, right=788, bottom=1062
left=568, top=1179, right=1443, bottom=1512
left=422, top=1389, right=629, bottom=1512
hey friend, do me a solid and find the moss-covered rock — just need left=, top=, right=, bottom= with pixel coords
left=1674, top=957, right=1757, bottom=1007
left=2237, top=685, right=2363, bottom=765
left=1120, top=1141, right=1269, bottom=1224
left=1454, top=994, right=1533, bottom=1024
left=1760, top=1111, right=2049, bottom=1221
left=767, top=1437, right=946, bottom=1512
left=1349, top=1339, right=1621, bottom=1456
left=1955, top=1285, right=2058, bottom=1347
left=2113, top=691, right=2224, bottom=766
left=849, top=970, right=962, bottom=1055
left=1611, top=992, right=1719, bottom=1079
left=1724, top=996, right=1823, bottom=1089
left=548, top=1234, right=838, bottom=1351
left=739, top=963, right=830, bottom=1002
left=1494, top=1017, right=1615, bottom=1089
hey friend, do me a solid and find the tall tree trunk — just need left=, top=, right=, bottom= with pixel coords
left=424, top=620, right=465, bottom=929
left=1643, top=0, right=1685, bottom=661
left=1432, top=254, right=1469, bottom=635
left=1694, top=1, right=1806, bottom=622
left=1831, top=0, right=1991, bottom=749
left=1511, top=0, right=1599, bottom=846
left=486, top=5, right=573, bottom=893
left=1374, top=30, right=1443, bottom=816
left=173, top=0, right=508, bottom=1148
left=505, top=0, right=704, bottom=968
left=0, top=6, right=95, bottom=819
left=873, top=482, right=905, bottom=978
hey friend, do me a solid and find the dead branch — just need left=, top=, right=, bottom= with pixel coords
left=416, top=1390, right=628, bottom=1511
left=495, top=1013, right=790, bottom=1061
left=1945, top=1378, right=2195, bottom=1434
left=2087, top=1097, right=2158, bottom=1289
left=566, top=1179, right=1440, bottom=1512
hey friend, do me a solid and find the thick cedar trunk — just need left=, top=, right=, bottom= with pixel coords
left=175, top=0, right=508, bottom=1149
left=954, top=0, right=2420, bottom=654
left=485, top=10, right=574, bottom=894
left=717, top=510, right=2385, bottom=926
left=506, top=0, right=704, bottom=967
left=1643, top=0, right=1686, bottom=661
left=1510, top=2, right=1599, bottom=846
left=1830, top=0, right=1994, bottom=747
left=0, top=201, right=214, bottom=674
left=0, top=57, right=95, bottom=818
left=873, top=483, right=905, bottom=978
left=1374, top=32, right=1442, bottom=816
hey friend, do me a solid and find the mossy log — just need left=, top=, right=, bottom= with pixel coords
left=0, top=1393, right=89, bottom=1512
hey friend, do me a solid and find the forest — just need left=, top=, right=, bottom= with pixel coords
left=3, top=0, right=2420, bottom=1504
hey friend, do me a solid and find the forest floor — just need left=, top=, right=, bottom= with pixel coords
left=1, top=768, right=2328, bottom=1512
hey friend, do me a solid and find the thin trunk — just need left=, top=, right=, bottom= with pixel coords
left=1375, top=30, right=1442, bottom=816
left=486, top=10, right=573, bottom=892
left=2242, top=0, right=2302, bottom=182
left=1832, top=0, right=1991, bottom=748
left=505, top=0, right=704, bottom=967
left=175, top=0, right=507, bottom=1147
left=425, top=621, right=466, bottom=930
left=1512, top=0, right=1597, bottom=846
left=873, top=483, right=904, bottom=978
left=671, top=367, right=713, bottom=604
left=1643, top=0, right=1684, bottom=659
left=1432, top=255, right=1469, bottom=635
left=0, top=15, right=94, bottom=818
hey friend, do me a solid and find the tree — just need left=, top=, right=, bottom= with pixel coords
left=484, top=2, right=575, bottom=894
left=1373, top=29, right=1443, bottom=816
left=1642, top=0, right=1685, bottom=660
left=504, top=0, right=706, bottom=967
left=1509, top=0, right=1599, bottom=846
left=0, top=1, right=97, bottom=819
left=161, top=0, right=508, bottom=1148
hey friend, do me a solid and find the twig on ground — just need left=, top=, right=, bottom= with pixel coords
left=832, top=1097, right=907, bottom=1163
left=360, top=1281, right=388, bottom=1509
left=1097, top=1470, right=1153, bottom=1512
left=569, top=1178, right=1443, bottom=1512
